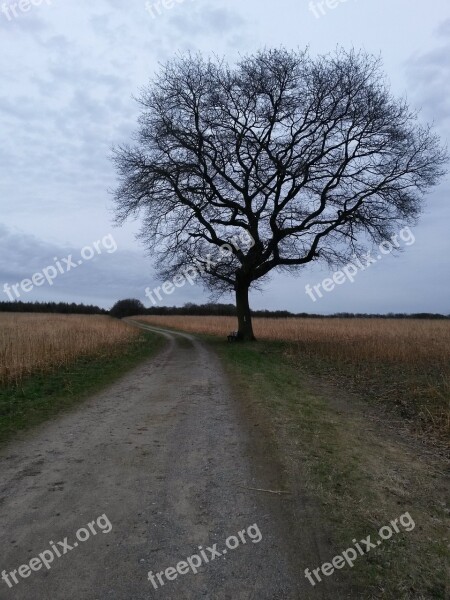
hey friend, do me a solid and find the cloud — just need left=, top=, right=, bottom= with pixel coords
left=436, top=17, right=450, bottom=38
left=405, top=18, right=450, bottom=127
left=169, top=4, right=245, bottom=36
left=0, top=225, right=151, bottom=307
left=0, top=5, right=48, bottom=35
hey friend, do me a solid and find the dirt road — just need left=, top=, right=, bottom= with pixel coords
left=0, top=325, right=335, bottom=599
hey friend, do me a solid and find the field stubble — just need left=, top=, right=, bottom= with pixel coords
left=0, top=313, right=139, bottom=384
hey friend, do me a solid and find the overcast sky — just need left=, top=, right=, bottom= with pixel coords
left=0, top=0, right=449, bottom=313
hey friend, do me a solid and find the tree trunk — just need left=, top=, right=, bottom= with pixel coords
left=235, top=281, right=256, bottom=341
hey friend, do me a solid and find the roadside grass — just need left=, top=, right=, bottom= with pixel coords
left=0, top=331, right=164, bottom=448
left=212, top=339, right=448, bottom=599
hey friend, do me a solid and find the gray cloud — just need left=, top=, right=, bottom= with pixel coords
left=0, top=225, right=150, bottom=308
left=169, top=4, right=245, bottom=36
left=0, top=7, right=48, bottom=34
left=405, top=18, right=450, bottom=127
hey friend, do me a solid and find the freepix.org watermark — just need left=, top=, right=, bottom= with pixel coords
left=145, top=232, right=254, bottom=306
left=0, top=0, right=53, bottom=22
left=148, top=523, right=262, bottom=591
left=145, top=0, right=195, bottom=19
left=1, top=514, right=112, bottom=589
left=304, top=512, right=415, bottom=586
left=308, top=0, right=356, bottom=20
left=2, top=234, right=118, bottom=301
left=305, top=227, right=415, bottom=302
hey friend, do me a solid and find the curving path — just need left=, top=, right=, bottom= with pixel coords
left=0, top=324, right=332, bottom=599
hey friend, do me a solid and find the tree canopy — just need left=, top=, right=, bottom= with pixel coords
left=113, top=48, right=447, bottom=339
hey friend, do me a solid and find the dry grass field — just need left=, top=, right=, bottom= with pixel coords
left=136, top=315, right=450, bottom=438
left=0, top=313, right=139, bottom=385
left=135, top=314, right=449, bottom=352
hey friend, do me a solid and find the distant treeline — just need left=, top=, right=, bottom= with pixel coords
left=145, top=303, right=300, bottom=318
left=1, top=300, right=448, bottom=320
left=0, top=301, right=107, bottom=315
left=145, top=303, right=450, bottom=320
left=121, top=300, right=450, bottom=320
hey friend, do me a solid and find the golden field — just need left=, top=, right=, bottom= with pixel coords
left=0, top=313, right=139, bottom=384
left=136, top=315, right=450, bottom=437
left=135, top=314, right=449, bottom=358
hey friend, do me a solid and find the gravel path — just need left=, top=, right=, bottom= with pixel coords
left=0, top=325, right=331, bottom=599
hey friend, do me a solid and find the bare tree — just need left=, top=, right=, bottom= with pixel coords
left=112, top=48, right=447, bottom=340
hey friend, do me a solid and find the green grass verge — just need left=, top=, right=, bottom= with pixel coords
left=211, top=338, right=448, bottom=600
left=0, top=331, right=164, bottom=448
